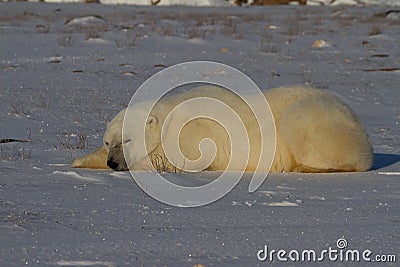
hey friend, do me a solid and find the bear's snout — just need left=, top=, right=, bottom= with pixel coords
left=107, top=157, right=128, bottom=171
left=107, top=158, right=119, bottom=170
left=107, top=145, right=129, bottom=171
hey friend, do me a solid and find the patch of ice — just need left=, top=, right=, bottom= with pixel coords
left=267, top=201, right=299, bottom=207
left=109, top=172, right=131, bottom=179
left=309, top=196, right=326, bottom=201
left=258, top=190, right=277, bottom=198
left=64, top=15, right=107, bottom=27
left=276, top=185, right=296, bottom=190
left=340, top=197, right=358, bottom=200
left=86, top=38, right=113, bottom=45
left=378, top=172, right=400, bottom=176
left=369, top=34, right=397, bottom=41
left=188, top=38, right=207, bottom=45
left=244, top=200, right=256, bottom=207
left=258, top=190, right=278, bottom=195
left=56, top=260, right=113, bottom=266
left=33, top=166, right=44, bottom=170
left=53, top=171, right=104, bottom=183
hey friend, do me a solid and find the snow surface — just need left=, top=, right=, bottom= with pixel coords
left=2, top=0, right=400, bottom=5
left=1, top=2, right=399, bottom=266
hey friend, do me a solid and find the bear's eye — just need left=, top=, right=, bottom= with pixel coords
left=123, top=139, right=132, bottom=144
left=105, top=141, right=109, bottom=146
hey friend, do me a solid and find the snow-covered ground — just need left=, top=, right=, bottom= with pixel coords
left=1, top=2, right=399, bottom=266
left=1, top=0, right=400, bottom=6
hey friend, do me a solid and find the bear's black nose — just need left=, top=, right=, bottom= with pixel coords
left=107, top=159, right=118, bottom=170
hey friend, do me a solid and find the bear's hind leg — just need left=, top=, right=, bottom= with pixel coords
left=279, top=95, right=373, bottom=173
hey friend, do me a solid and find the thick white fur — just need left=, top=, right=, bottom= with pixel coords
left=71, top=85, right=373, bottom=172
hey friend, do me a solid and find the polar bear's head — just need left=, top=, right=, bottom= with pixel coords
left=104, top=101, right=164, bottom=171
left=103, top=109, right=127, bottom=171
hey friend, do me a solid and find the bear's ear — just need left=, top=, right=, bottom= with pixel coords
left=146, top=115, right=158, bottom=128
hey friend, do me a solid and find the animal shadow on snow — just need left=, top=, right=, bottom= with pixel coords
left=372, top=153, right=400, bottom=170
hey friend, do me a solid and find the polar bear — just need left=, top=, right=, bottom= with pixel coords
left=71, top=85, right=373, bottom=173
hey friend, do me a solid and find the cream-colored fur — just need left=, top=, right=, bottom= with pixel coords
left=71, top=85, right=373, bottom=172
